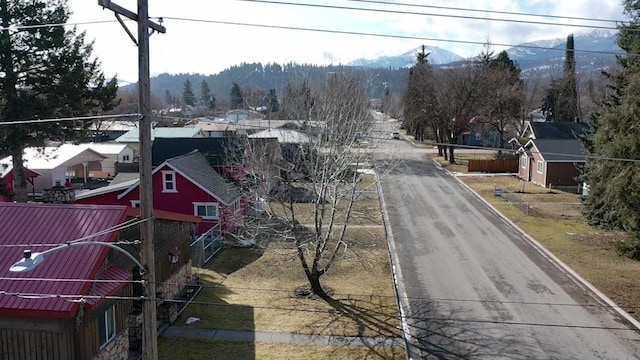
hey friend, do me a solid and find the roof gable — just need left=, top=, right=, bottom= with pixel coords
left=529, top=138, right=586, bottom=162
left=164, top=151, right=242, bottom=204
left=0, top=203, right=129, bottom=318
left=527, top=122, right=590, bottom=140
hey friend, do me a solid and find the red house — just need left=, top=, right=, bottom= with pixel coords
left=0, top=203, right=134, bottom=359
left=76, top=150, right=246, bottom=234
left=0, top=161, right=40, bottom=202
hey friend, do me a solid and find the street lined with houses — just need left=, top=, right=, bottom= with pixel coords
left=376, top=120, right=640, bottom=359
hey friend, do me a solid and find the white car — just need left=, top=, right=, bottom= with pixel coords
left=391, top=131, right=400, bottom=139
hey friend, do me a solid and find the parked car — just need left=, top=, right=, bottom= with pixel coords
left=391, top=131, right=400, bottom=139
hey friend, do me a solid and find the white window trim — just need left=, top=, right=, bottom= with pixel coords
left=99, top=305, right=116, bottom=348
left=130, top=200, right=140, bottom=208
left=520, top=156, right=527, bottom=169
left=234, top=198, right=241, bottom=213
left=162, top=170, right=177, bottom=193
left=193, top=202, right=220, bottom=220
left=475, top=132, right=482, bottom=141
left=536, top=160, right=544, bottom=174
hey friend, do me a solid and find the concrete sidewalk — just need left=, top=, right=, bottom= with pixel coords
left=162, top=326, right=403, bottom=347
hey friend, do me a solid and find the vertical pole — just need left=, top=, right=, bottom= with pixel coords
left=138, top=0, right=157, bottom=359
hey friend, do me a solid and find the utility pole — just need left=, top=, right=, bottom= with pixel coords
left=97, top=1, right=165, bottom=359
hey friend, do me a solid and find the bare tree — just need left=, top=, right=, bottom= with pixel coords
left=234, top=73, right=377, bottom=296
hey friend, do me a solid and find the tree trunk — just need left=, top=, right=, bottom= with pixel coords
left=306, top=272, right=324, bottom=296
left=448, top=144, right=456, bottom=164
left=10, top=146, right=28, bottom=202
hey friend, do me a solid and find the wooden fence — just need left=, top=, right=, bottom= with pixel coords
left=468, top=159, right=518, bottom=173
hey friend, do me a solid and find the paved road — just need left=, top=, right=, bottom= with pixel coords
left=375, top=121, right=640, bottom=359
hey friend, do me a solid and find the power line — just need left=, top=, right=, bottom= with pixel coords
left=162, top=16, right=626, bottom=57
left=0, top=113, right=140, bottom=126
left=232, top=0, right=622, bottom=32
left=0, top=19, right=121, bottom=32
left=345, top=0, right=624, bottom=25
left=0, top=290, right=637, bottom=331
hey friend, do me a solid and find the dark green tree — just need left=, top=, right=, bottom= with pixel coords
left=582, top=1, right=640, bottom=258
left=267, top=88, right=279, bottom=113
left=542, top=34, right=580, bottom=121
left=402, top=45, right=437, bottom=143
left=230, top=82, right=244, bottom=109
left=0, top=0, right=118, bottom=201
left=182, top=79, right=196, bottom=106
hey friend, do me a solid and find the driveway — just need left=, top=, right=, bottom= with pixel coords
left=375, top=123, right=640, bottom=359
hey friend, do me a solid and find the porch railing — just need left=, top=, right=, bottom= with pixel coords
left=190, top=224, right=223, bottom=268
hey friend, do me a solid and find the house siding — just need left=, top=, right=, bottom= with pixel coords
left=545, top=162, right=581, bottom=187
left=0, top=325, right=74, bottom=360
left=518, top=154, right=529, bottom=181
left=529, top=150, right=546, bottom=187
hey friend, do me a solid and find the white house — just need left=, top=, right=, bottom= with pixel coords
left=0, top=144, right=106, bottom=193
left=79, top=143, right=134, bottom=177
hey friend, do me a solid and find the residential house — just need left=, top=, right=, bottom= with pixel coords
left=187, top=118, right=298, bottom=137
left=79, top=143, right=134, bottom=178
left=0, top=144, right=107, bottom=195
left=0, top=203, right=134, bottom=360
left=0, top=158, right=40, bottom=201
left=76, top=151, right=245, bottom=235
left=517, top=121, right=590, bottom=187
left=459, top=116, right=503, bottom=148
left=0, top=202, right=201, bottom=359
left=114, top=127, right=206, bottom=153
left=88, top=120, right=138, bottom=142
left=225, top=109, right=264, bottom=122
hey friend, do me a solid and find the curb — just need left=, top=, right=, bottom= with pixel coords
left=439, top=161, right=640, bottom=332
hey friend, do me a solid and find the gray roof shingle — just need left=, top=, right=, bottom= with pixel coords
left=532, top=139, right=586, bottom=162
left=166, top=151, right=242, bottom=204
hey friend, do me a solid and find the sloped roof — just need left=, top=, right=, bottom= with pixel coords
left=75, top=177, right=140, bottom=200
left=115, top=127, right=205, bottom=143
left=527, top=122, right=590, bottom=140
left=248, top=128, right=312, bottom=144
left=1, top=144, right=107, bottom=171
left=164, top=151, right=242, bottom=204
left=0, top=203, right=129, bottom=318
left=152, top=137, right=243, bottom=167
left=78, top=143, right=129, bottom=155
left=527, top=139, right=586, bottom=162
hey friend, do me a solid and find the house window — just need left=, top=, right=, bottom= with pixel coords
left=194, top=203, right=219, bottom=220
left=537, top=160, right=544, bottom=174
left=122, top=154, right=130, bottom=162
left=520, top=156, right=527, bottom=168
left=98, top=305, right=116, bottom=348
left=130, top=200, right=140, bottom=208
left=234, top=198, right=241, bottom=213
left=162, top=171, right=177, bottom=192
left=475, top=132, right=482, bottom=141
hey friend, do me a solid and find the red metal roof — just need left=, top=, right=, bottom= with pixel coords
left=0, top=203, right=128, bottom=319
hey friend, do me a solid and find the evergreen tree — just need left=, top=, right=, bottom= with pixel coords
left=0, top=0, right=118, bottom=201
left=230, top=82, right=244, bottom=109
left=582, top=1, right=640, bottom=258
left=182, top=79, right=196, bottom=106
left=267, top=89, right=279, bottom=113
left=542, top=34, right=580, bottom=121
left=199, top=79, right=216, bottom=111
left=402, top=45, right=437, bottom=143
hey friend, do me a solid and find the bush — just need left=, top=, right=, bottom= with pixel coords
left=616, top=235, right=640, bottom=260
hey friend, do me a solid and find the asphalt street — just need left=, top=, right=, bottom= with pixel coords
left=374, top=119, right=640, bottom=359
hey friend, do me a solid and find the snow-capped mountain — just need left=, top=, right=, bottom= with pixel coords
left=348, top=45, right=464, bottom=68
left=348, top=30, right=620, bottom=74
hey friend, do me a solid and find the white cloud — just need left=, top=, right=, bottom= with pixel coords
left=67, top=0, right=626, bottom=81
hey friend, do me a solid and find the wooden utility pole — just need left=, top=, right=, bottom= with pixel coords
left=97, top=1, right=165, bottom=359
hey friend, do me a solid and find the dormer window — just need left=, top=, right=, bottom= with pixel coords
left=162, top=171, right=177, bottom=192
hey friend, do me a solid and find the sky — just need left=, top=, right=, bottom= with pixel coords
left=66, top=0, right=627, bottom=84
